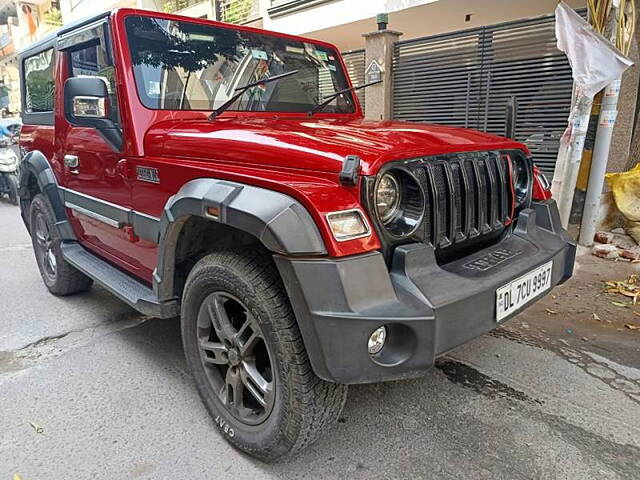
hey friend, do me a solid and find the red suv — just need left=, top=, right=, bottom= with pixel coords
left=18, top=9, right=575, bottom=461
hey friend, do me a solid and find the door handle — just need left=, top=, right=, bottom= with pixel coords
left=64, top=154, right=79, bottom=169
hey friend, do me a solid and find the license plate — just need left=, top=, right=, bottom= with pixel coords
left=496, top=261, right=553, bottom=322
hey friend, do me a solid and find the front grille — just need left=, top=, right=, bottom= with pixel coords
left=405, top=151, right=514, bottom=249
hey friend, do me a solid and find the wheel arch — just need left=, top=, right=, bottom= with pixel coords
left=154, top=178, right=327, bottom=301
left=18, top=150, right=75, bottom=240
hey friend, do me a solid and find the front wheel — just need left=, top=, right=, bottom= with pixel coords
left=181, top=249, right=347, bottom=462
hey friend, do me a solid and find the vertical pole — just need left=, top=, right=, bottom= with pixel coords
left=504, top=96, right=517, bottom=139
left=556, top=94, right=594, bottom=226
left=578, top=79, right=621, bottom=245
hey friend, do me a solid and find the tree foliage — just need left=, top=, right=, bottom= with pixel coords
left=126, top=16, right=245, bottom=72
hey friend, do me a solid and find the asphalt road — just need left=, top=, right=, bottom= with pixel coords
left=1, top=199, right=639, bottom=479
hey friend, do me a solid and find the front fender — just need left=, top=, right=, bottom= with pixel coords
left=154, top=178, right=327, bottom=300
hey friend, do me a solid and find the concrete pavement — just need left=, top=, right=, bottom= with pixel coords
left=1, top=199, right=639, bottom=479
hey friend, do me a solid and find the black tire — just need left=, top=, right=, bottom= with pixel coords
left=6, top=173, right=17, bottom=205
left=29, top=194, right=93, bottom=295
left=182, top=249, right=347, bottom=462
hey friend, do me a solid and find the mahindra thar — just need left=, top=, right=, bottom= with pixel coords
left=17, top=9, right=575, bottom=461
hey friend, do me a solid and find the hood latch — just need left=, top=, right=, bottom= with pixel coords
left=340, top=155, right=361, bottom=186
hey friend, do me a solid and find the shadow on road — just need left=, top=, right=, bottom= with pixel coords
left=115, top=316, right=615, bottom=480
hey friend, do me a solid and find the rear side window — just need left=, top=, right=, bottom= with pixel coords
left=24, top=49, right=55, bottom=113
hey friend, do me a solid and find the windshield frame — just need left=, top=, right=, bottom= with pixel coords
left=119, top=11, right=361, bottom=117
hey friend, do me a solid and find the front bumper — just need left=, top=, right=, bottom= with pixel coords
left=275, top=200, right=576, bottom=384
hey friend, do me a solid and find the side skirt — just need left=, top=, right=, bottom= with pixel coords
left=61, top=242, right=179, bottom=319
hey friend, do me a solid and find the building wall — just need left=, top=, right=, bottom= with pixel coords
left=59, top=0, right=162, bottom=23
left=263, top=0, right=586, bottom=51
left=177, top=1, right=215, bottom=19
left=14, top=1, right=60, bottom=49
left=262, top=0, right=438, bottom=37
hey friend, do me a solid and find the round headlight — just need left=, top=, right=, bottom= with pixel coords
left=375, top=172, right=401, bottom=224
left=374, top=169, right=425, bottom=238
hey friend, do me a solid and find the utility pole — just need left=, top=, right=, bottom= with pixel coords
left=578, top=0, right=636, bottom=245
left=552, top=1, right=634, bottom=236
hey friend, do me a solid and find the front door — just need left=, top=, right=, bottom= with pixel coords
left=59, top=34, right=141, bottom=275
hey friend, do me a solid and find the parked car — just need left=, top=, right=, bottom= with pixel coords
left=17, top=9, right=575, bottom=461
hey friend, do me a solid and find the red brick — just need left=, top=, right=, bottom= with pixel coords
left=594, top=231, right=614, bottom=244
left=621, top=249, right=640, bottom=261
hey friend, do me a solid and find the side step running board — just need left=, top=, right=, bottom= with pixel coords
left=61, top=242, right=179, bottom=319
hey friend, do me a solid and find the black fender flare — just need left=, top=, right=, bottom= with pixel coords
left=18, top=150, right=75, bottom=240
left=153, top=178, right=327, bottom=300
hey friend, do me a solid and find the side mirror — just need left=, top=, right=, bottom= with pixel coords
left=63, top=76, right=122, bottom=150
left=64, top=76, right=110, bottom=126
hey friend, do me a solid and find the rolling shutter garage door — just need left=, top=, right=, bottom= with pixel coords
left=393, top=13, right=579, bottom=175
left=342, top=49, right=366, bottom=113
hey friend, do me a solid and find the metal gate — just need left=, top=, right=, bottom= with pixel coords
left=393, top=13, right=577, bottom=175
left=342, top=49, right=366, bottom=112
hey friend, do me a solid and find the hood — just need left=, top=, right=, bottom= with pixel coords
left=146, top=117, right=527, bottom=176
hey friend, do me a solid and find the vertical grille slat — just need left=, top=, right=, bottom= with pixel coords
left=494, top=152, right=509, bottom=220
left=458, top=158, right=473, bottom=239
left=484, top=153, right=501, bottom=228
left=424, top=163, right=442, bottom=246
left=432, top=163, right=451, bottom=247
left=462, top=160, right=479, bottom=237
left=472, top=159, right=488, bottom=233
left=407, top=150, right=515, bottom=251
left=442, top=161, right=458, bottom=243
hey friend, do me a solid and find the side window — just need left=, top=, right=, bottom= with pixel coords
left=69, top=42, right=119, bottom=124
left=24, top=49, right=55, bottom=113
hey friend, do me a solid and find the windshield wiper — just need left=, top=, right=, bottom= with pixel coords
left=307, top=79, right=383, bottom=117
left=208, top=70, right=299, bottom=120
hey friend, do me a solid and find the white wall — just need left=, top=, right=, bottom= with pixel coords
left=263, top=0, right=586, bottom=51
left=59, top=0, right=163, bottom=23
left=262, top=0, right=439, bottom=35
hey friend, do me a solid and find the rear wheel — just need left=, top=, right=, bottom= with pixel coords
left=29, top=194, right=93, bottom=295
left=6, top=173, right=17, bottom=205
left=182, top=249, right=347, bottom=462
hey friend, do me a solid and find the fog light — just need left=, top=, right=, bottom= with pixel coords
left=368, top=326, right=387, bottom=354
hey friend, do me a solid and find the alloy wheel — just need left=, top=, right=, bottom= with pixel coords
left=197, top=292, right=275, bottom=425
left=34, top=212, right=57, bottom=281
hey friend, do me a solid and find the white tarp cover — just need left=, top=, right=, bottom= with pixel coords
left=555, top=1, right=633, bottom=98
left=551, top=2, right=633, bottom=208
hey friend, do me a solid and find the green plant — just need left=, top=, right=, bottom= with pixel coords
left=43, top=8, right=63, bottom=26
left=221, top=0, right=256, bottom=24
left=163, top=0, right=193, bottom=13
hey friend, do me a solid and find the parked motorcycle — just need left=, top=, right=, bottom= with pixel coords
left=0, top=135, right=19, bottom=205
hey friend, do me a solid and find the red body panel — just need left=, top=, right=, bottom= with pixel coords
left=21, top=7, right=532, bottom=283
left=532, top=166, right=553, bottom=201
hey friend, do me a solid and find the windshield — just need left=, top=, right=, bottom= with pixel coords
left=124, top=16, right=356, bottom=114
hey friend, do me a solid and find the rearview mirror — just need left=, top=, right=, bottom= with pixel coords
left=63, top=76, right=122, bottom=150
